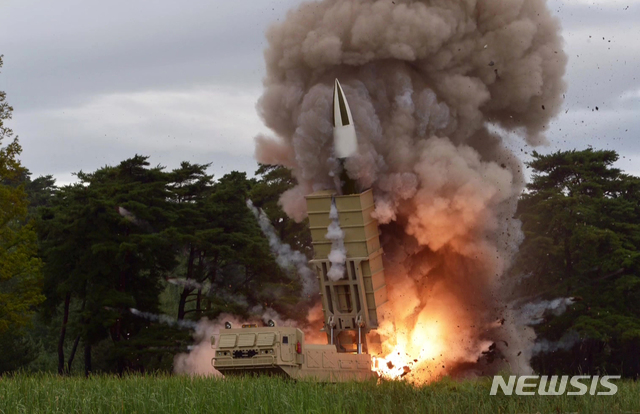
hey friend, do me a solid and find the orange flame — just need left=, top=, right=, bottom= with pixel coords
left=373, top=316, right=448, bottom=383
left=369, top=276, right=496, bottom=383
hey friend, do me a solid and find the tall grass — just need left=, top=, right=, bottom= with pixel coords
left=0, top=373, right=638, bottom=413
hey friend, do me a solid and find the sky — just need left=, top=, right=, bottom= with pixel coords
left=0, top=0, right=639, bottom=185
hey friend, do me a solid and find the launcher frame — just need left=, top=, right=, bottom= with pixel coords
left=306, top=189, right=388, bottom=354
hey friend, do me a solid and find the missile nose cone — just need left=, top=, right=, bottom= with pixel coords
left=333, top=79, right=351, bottom=128
left=333, top=79, right=358, bottom=159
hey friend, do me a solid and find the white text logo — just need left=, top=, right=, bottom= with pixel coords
left=490, top=375, right=620, bottom=396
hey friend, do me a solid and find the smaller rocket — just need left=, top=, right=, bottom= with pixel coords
left=333, top=79, right=359, bottom=195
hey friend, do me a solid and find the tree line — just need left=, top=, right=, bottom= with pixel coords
left=2, top=150, right=313, bottom=374
left=1, top=56, right=638, bottom=377
left=515, top=149, right=640, bottom=377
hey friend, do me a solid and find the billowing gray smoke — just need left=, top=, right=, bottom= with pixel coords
left=517, top=298, right=576, bottom=326
left=254, top=0, right=566, bottom=381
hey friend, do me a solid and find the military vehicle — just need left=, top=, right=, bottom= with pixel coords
left=212, top=80, right=387, bottom=381
left=212, top=325, right=375, bottom=381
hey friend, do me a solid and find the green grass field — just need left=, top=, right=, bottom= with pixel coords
left=0, top=374, right=638, bottom=414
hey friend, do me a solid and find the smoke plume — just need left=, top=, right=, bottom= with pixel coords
left=129, top=308, right=198, bottom=330
left=117, top=206, right=154, bottom=232
left=532, top=330, right=580, bottom=356
left=254, top=0, right=566, bottom=381
left=247, top=199, right=318, bottom=296
left=325, top=199, right=347, bottom=281
left=174, top=314, right=239, bottom=376
left=517, top=298, right=576, bottom=326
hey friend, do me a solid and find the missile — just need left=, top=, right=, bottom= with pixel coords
left=332, top=79, right=359, bottom=195
left=333, top=79, right=358, bottom=159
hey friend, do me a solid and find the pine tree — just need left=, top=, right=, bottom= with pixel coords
left=515, top=149, right=640, bottom=377
left=250, top=164, right=311, bottom=254
left=39, top=156, right=180, bottom=374
left=0, top=55, right=44, bottom=337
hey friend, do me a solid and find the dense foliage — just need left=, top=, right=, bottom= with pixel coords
left=0, top=67, right=308, bottom=373
left=0, top=56, right=45, bottom=372
left=515, top=149, right=640, bottom=377
left=31, top=159, right=308, bottom=375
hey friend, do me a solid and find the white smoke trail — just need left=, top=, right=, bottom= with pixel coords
left=246, top=199, right=318, bottom=297
left=118, top=207, right=144, bottom=226
left=129, top=308, right=198, bottom=330
left=532, top=330, right=581, bottom=356
left=325, top=199, right=347, bottom=281
left=517, top=298, right=576, bottom=326
left=495, top=297, right=576, bottom=368
left=172, top=201, right=325, bottom=375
